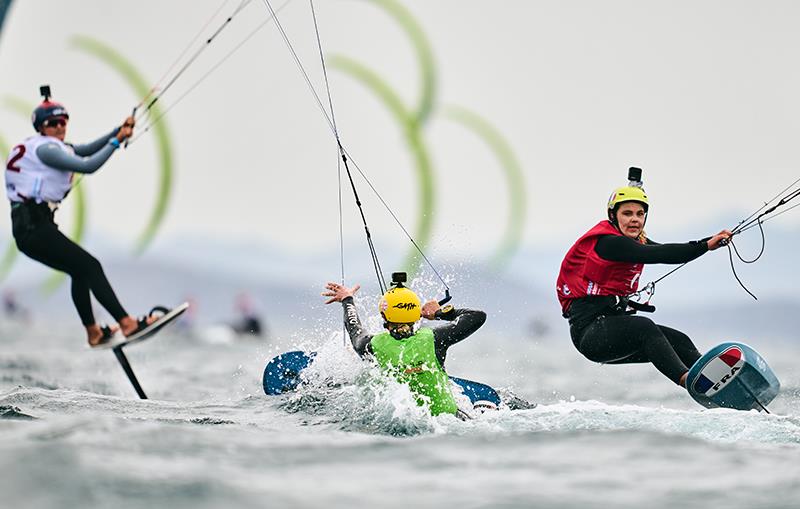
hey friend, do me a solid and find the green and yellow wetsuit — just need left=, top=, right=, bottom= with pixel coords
left=340, top=296, right=486, bottom=416
left=370, top=327, right=457, bottom=416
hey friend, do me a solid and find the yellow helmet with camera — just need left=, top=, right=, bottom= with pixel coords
left=607, top=185, right=649, bottom=212
left=379, top=286, right=421, bottom=324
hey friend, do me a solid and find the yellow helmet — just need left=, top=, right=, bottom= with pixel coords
left=607, top=186, right=649, bottom=212
left=379, top=287, right=421, bottom=323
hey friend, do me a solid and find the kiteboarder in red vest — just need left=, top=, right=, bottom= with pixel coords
left=556, top=168, right=732, bottom=387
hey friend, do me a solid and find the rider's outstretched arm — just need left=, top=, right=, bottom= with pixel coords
left=70, top=128, right=119, bottom=156
left=36, top=139, right=119, bottom=174
left=595, top=235, right=707, bottom=264
left=341, top=297, right=374, bottom=357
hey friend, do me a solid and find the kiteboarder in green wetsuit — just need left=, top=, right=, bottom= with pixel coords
left=322, top=273, right=486, bottom=417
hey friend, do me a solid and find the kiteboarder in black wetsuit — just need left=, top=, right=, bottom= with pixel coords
left=4, top=86, right=157, bottom=346
left=556, top=168, right=732, bottom=387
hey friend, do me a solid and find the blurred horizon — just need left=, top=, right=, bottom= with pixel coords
left=2, top=219, right=797, bottom=346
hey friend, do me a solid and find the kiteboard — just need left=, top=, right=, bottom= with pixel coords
left=92, top=302, right=190, bottom=350
left=262, top=350, right=516, bottom=410
left=686, top=341, right=780, bottom=412
left=92, top=302, right=190, bottom=400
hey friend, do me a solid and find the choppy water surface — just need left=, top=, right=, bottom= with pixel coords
left=1, top=317, right=798, bottom=509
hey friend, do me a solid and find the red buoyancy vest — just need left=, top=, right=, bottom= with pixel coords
left=556, top=220, right=644, bottom=314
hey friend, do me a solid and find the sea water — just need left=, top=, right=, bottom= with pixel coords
left=1, top=316, right=798, bottom=509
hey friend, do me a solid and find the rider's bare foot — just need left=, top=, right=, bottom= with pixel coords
left=86, top=323, right=119, bottom=346
left=119, top=315, right=159, bottom=337
left=679, top=372, right=688, bottom=388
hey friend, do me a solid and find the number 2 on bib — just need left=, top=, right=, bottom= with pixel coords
left=6, top=145, right=25, bottom=172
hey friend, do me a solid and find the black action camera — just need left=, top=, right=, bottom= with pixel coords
left=628, top=167, right=642, bottom=183
left=391, top=272, right=407, bottom=287
left=39, top=85, right=52, bottom=101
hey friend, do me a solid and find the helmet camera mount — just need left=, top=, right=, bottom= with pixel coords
left=628, top=166, right=644, bottom=188
left=390, top=272, right=407, bottom=289
left=39, top=85, right=52, bottom=102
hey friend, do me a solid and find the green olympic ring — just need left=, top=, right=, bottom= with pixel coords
left=71, top=35, right=174, bottom=255
left=362, top=0, right=437, bottom=125
left=331, top=0, right=526, bottom=272
left=328, top=56, right=435, bottom=272
left=444, top=106, right=526, bottom=268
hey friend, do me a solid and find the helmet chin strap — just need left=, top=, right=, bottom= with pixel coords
left=385, top=322, right=415, bottom=339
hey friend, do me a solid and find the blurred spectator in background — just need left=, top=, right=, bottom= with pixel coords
left=232, top=292, right=266, bottom=339
left=3, top=288, right=30, bottom=322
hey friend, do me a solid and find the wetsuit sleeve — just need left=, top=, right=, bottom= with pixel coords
left=36, top=141, right=118, bottom=174
left=71, top=128, right=120, bottom=156
left=595, top=234, right=708, bottom=264
left=341, top=297, right=373, bottom=357
left=432, top=309, right=486, bottom=367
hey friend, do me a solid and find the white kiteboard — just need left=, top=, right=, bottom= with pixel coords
left=92, top=302, right=190, bottom=350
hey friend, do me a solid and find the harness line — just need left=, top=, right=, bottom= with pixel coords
left=130, top=0, right=295, bottom=144
left=631, top=177, right=800, bottom=303
left=259, top=0, right=450, bottom=297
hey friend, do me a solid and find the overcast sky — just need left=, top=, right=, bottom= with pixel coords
left=2, top=0, right=799, bottom=263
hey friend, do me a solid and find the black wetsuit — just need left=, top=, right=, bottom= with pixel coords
left=566, top=235, right=708, bottom=384
left=9, top=129, right=128, bottom=326
left=340, top=297, right=486, bottom=367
